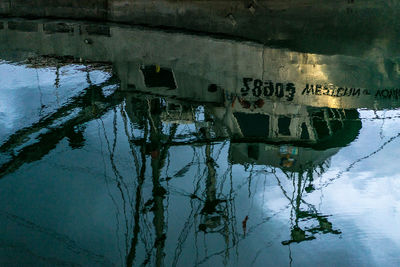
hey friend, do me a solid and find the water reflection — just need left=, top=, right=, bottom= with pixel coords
left=0, top=18, right=399, bottom=266
left=1, top=18, right=400, bottom=110
left=0, top=59, right=359, bottom=265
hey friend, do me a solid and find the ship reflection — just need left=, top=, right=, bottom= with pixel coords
left=0, top=55, right=368, bottom=266
left=125, top=86, right=359, bottom=248
left=9, top=14, right=400, bottom=263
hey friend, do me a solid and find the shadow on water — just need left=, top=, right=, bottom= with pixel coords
left=0, top=18, right=398, bottom=266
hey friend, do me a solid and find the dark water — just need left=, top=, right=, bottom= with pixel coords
left=0, top=18, right=400, bottom=267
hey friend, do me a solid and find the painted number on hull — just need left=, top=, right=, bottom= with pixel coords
left=241, top=78, right=295, bottom=101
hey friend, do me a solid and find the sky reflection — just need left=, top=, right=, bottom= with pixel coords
left=0, top=20, right=399, bottom=266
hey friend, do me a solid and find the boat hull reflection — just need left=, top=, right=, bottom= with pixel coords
left=0, top=18, right=399, bottom=110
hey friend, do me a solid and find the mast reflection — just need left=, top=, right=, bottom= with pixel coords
left=1, top=18, right=397, bottom=266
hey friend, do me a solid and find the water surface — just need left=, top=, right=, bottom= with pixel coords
left=0, top=19, right=400, bottom=267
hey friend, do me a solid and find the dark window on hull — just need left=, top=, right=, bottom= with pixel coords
left=44, top=23, right=74, bottom=34
left=80, top=24, right=110, bottom=36
left=8, top=21, right=38, bottom=32
left=247, top=145, right=259, bottom=160
left=233, top=113, right=269, bottom=138
left=141, top=65, right=177, bottom=89
left=300, top=122, right=310, bottom=140
left=313, top=118, right=330, bottom=139
left=278, top=117, right=291, bottom=136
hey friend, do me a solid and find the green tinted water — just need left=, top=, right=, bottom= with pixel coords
left=0, top=19, right=400, bottom=267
